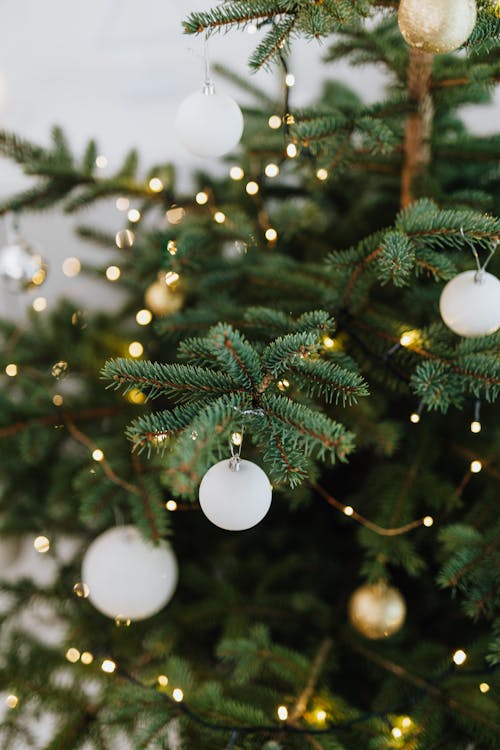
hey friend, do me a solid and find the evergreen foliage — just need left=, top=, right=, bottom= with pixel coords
left=0, top=2, right=499, bottom=749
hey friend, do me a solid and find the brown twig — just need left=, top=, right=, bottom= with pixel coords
left=289, top=637, right=333, bottom=722
left=0, top=406, right=121, bottom=439
left=311, top=481, right=428, bottom=537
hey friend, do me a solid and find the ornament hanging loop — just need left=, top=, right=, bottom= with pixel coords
left=4, top=211, right=20, bottom=244
left=203, top=33, right=215, bottom=95
left=229, top=427, right=244, bottom=472
left=460, top=227, right=497, bottom=283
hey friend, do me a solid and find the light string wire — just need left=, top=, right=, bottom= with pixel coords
left=115, top=660, right=500, bottom=739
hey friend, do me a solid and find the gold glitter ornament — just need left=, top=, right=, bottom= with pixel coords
left=398, top=0, right=477, bottom=54
left=144, top=273, right=184, bottom=317
left=348, top=583, right=406, bottom=639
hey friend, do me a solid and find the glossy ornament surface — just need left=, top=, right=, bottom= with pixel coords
left=175, top=89, right=244, bottom=158
left=348, top=583, right=406, bottom=639
left=398, top=0, right=477, bottom=53
left=82, top=525, right=178, bottom=621
left=199, top=458, right=272, bottom=531
left=439, top=270, right=500, bottom=337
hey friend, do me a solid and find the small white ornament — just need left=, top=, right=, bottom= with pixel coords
left=199, top=458, right=272, bottom=531
left=175, top=85, right=244, bottom=158
left=82, top=525, right=178, bottom=621
left=398, top=0, right=477, bottom=54
left=439, top=270, right=500, bottom=337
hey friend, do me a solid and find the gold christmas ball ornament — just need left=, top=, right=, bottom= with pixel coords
left=144, top=274, right=184, bottom=317
left=398, top=0, right=477, bottom=54
left=348, top=583, right=406, bottom=640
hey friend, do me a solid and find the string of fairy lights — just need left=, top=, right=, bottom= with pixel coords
left=5, top=639, right=498, bottom=743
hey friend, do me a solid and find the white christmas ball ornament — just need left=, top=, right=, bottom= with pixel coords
left=199, top=459, right=272, bottom=531
left=439, top=270, right=500, bottom=337
left=175, top=89, right=244, bottom=158
left=0, top=241, right=46, bottom=289
left=398, top=0, right=477, bottom=54
left=82, top=526, right=178, bottom=621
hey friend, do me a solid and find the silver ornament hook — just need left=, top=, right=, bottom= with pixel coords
left=460, top=227, right=497, bottom=283
left=229, top=426, right=244, bottom=472
left=203, top=33, right=214, bottom=95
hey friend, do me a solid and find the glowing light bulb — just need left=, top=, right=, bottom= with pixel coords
left=62, top=257, right=81, bottom=277
left=470, top=421, right=481, bottom=434
left=316, top=168, right=328, bottom=181
left=165, top=500, right=178, bottom=512
left=285, top=73, right=295, bottom=87
left=268, top=115, right=282, bottom=130
left=392, top=727, right=403, bottom=739
left=172, top=688, right=184, bottom=702
left=166, top=206, right=185, bottom=225
left=101, top=659, right=116, bottom=674
left=33, top=297, right=47, bottom=312
left=66, top=648, right=80, bottom=663
left=81, top=652, right=94, bottom=665
left=410, top=412, right=421, bottom=424
left=286, top=143, right=298, bottom=158
left=400, top=330, right=418, bottom=347
left=73, top=582, right=90, bottom=598
left=214, top=211, right=226, bottom=224
left=115, top=229, right=135, bottom=248
left=246, top=181, right=259, bottom=195
left=229, top=166, right=244, bottom=180
left=470, top=460, right=482, bottom=474
left=149, top=178, right=164, bottom=193
left=5, top=695, right=18, bottom=709
left=128, top=342, right=144, bottom=358
left=92, top=449, right=104, bottom=462
left=34, top=535, right=50, bottom=553
left=277, top=705, right=288, bottom=721
left=453, top=649, right=467, bottom=666
left=231, top=432, right=243, bottom=446
left=165, top=271, right=180, bottom=287
left=5, top=363, right=18, bottom=377
left=127, top=209, right=141, bottom=223
left=316, top=709, right=326, bottom=722
left=106, top=265, right=121, bottom=281
left=479, top=682, right=490, bottom=693
left=277, top=379, right=290, bottom=392
left=136, top=309, right=153, bottom=326
left=167, top=240, right=177, bottom=256
left=52, top=394, right=64, bottom=406
left=158, top=675, right=169, bottom=687
left=95, top=155, right=108, bottom=169
left=265, top=163, right=280, bottom=178
left=323, top=336, right=335, bottom=349
left=265, top=228, right=278, bottom=242
left=423, top=516, right=434, bottom=527
left=195, top=191, right=208, bottom=205
left=401, top=717, right=412, bottom=729
left=116, top=197, right=130, bottom=212
left=343, top=506, right=354, bottom=516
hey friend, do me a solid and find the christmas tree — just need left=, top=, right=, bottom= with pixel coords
left=1, top=2, right=500, bottom=748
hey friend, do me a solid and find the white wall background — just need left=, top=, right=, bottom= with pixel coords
left=0, top=0, right=498, bottom=318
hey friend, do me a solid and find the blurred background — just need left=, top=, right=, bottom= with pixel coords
left=1, top=0, right=499, bottom=317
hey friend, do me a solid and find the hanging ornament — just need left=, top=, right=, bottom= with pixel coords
left=199, top=441, right=272, bottom=531
left=398, top=0, right=477, bottom=54
left=348, top=583, right=406, bottom=639
left=82, top=525, right=178, bottom=621
left=0, top=212, right=47, bottom=290
left=175, top=42, right=243, bottom=158
left=439, top=269, right=500, bottom=337
left=144, top=273, right=184, bottom=317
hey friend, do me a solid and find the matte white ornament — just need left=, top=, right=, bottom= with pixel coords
left=0, top=213, right=46, bottom=289
left=439, top=270, right=500, bottom=337
left=398, top=0, right=477, bottom=54
left=199, top=458, right=272, bottom=531
left=82, top=525, right=178, bottom=621
left=175, top=87, right=244, bottom=158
